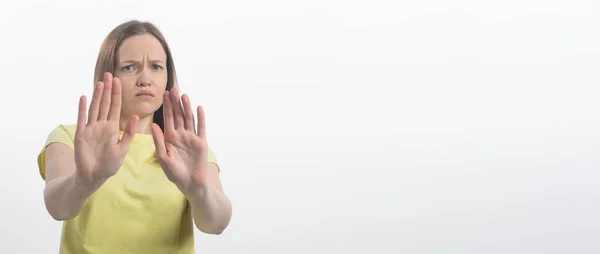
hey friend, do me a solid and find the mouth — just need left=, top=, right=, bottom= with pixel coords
left=135, top=91, right=155, bottom=97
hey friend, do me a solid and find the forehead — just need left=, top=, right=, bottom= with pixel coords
left=117, top=34, right=166, bottom=61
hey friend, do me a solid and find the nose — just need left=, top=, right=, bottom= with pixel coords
left=136, top=70, right=151, bottom=87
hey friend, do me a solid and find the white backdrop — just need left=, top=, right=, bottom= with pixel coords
left=1, top=0, right=599, bottom=253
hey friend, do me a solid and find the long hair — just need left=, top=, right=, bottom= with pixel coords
left=93, top=20, right=177, bottom=131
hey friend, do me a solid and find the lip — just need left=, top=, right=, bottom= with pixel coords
left=135, top=90, right=155, bottom=97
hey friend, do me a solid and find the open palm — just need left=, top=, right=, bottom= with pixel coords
left=74, top=72, right=139, bottom=184
left=151, top=87, right=209, bottom=191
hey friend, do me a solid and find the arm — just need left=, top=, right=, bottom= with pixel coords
left=184, top=163, right=232, bottom=234
left=43, top=143, right=105, bottom=221
left=42, top=74, right=136, bottom=221
left=150, top=88, right=232, bottom=234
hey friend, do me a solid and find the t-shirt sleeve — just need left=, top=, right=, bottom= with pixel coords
left=37, top=125, right=76, bottom=180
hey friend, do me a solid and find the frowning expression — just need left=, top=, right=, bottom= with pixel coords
left=115, top=33, right=168, bottom=119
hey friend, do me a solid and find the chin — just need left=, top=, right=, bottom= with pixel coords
left=126, top=106, right=161, bottom=119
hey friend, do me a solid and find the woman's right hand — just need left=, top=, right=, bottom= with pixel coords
left=73, top=72, right=139, bottom=185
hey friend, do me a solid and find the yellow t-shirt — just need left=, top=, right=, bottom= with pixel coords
left=37, top=124, right=218, bottom=254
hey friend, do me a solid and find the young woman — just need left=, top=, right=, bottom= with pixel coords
left=36, top=20, right=232, bottom=254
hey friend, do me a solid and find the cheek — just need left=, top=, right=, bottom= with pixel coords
left=157, top=73, right=168, bottom=89
left=155, top=74, right=168, bottom=95
left=155, top=91, right=165, bottom=104
left=117, top=77, right=137, bottom=98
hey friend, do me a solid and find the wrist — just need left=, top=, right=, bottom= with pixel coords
left=72, top=171, right=107, bottom=191
left=179, top=166, right=209, bottom=195
left=182, top=183, right=213, bottom=205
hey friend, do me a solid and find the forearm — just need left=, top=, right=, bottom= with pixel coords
left=185, top=186, right=232, bottom=234
left=43, top=172, right=104, bottom=221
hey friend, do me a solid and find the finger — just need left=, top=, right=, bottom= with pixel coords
left=118, top=115, right=139, bottom=152
left=181, top=94, right=195, bottom=131
left=87, top=82, right=104, bottom=124
left=151, top=123, right=168, bottom=160
left=97, top=72, right=113, bottom=121
left=197, top=105, right=205, bottom=138
left=170, top=87, right=185, bottom=129
left=163, top=91, right=175, bottom=131
left=108, top=76, right=122, bottom=121
left=76, top=96, right=87, bottom=132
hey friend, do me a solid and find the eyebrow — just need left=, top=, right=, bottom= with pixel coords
left=119, top=59, right=166, bottom=65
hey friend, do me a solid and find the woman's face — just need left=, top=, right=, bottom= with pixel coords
left=115, top=33, right=168, bottom=120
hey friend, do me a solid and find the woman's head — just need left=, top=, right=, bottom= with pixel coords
left=93, top=20, right=177, bottom=131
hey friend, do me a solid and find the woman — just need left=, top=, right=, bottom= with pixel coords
left=36, top=20, right=232, bottom=254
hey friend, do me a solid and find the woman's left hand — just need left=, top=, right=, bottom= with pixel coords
left=151, top=87, right=209, bottom=193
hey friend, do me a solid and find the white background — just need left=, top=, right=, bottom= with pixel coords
left=1, top=0, right=599, bottom=253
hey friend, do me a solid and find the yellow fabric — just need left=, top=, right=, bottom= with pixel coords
left=37, top=124, right=218, bottom=254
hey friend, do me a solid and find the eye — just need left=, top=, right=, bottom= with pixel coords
left=122, top=65, right=134, bottom=71
left=153, top=64, right=163, bottom=70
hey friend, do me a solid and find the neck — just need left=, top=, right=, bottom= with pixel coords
left=120, top=115, right=154, bottom=134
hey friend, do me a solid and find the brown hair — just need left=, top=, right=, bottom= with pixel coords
left=93, top=20, right=177, bottom=131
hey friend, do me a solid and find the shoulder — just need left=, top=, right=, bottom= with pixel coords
left=44, top=124, right=78, bottom=146
left=55, top=124, right=78, bottom=134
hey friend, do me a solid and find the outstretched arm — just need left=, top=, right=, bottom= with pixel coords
left=43, top=73, right=137, bottom=221
left=43, top=143, right=104, bottom=221
left=150, top=87, right=232, bottom=235
left=184, top=163, right=232, bottom=234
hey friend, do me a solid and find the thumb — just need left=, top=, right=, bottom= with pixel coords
left=151, top=123, right=168, bottom=160
left=118, top=115, right=139, bottom=152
